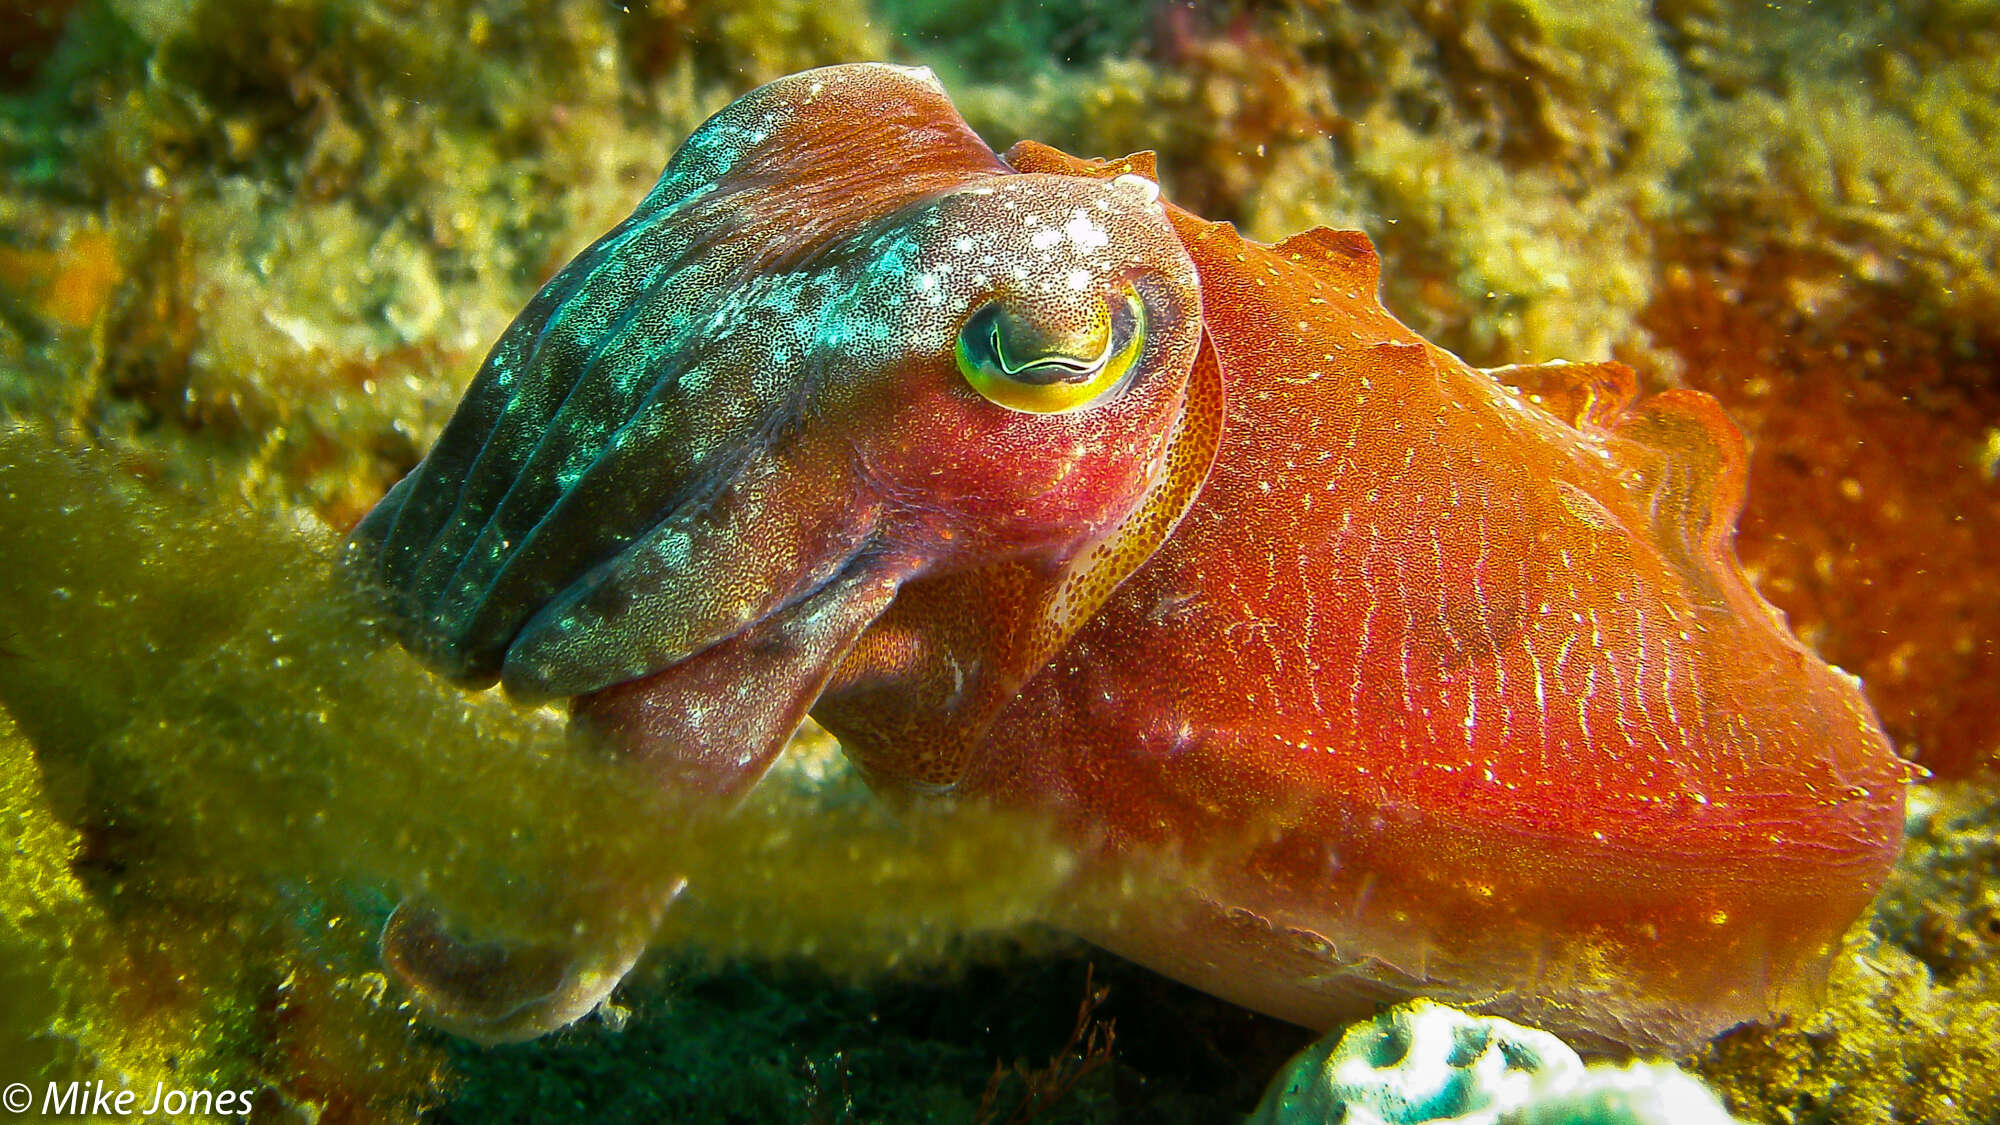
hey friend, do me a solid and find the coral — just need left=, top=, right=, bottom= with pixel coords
left=1249, top=999, right=1579, bottom=1125
left=1248, top=1000, right=1741, bottom=1125
left=1506, top=1065, right=1744, bottom=1125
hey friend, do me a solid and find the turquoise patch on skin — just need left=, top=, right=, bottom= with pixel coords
left=350, top=63, right=1189, bottom=696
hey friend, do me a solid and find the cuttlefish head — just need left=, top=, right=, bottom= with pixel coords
left=345, top=64, right=1206, bottom=1041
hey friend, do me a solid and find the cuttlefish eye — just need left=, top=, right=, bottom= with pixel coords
left=955, top=285, right=1147, bottom=414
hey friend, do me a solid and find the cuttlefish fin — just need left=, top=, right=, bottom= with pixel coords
left=1606, top=388, right=1751, bottom=595
left=1005, top=140, right=1157, bottom=184
left=1270, top=226, right=1383, bottom=298
left=1488, top=358, right=1641, bottom=433
left=826, top=333, right=1225, bottom=791
left=1492, top=358, right=1750, bottom=607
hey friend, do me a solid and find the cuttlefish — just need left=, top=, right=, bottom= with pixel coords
left=348, top=63, right=1911, bottom=1052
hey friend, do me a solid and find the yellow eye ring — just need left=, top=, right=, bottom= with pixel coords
left=955, top=287, right=1147, bottom=414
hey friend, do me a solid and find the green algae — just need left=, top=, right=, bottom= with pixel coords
left=0, top=705, right=89, bottom=1086
left=0, top=427, right=1079, bottom=1117
left=1659, top=0, right=2000, bottom=332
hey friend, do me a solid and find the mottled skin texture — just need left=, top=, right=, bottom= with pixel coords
left=348, top=64, right=1912, bottom=1051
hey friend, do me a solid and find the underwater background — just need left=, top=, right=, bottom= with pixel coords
left=1, top=0, right=1997, bottom=1121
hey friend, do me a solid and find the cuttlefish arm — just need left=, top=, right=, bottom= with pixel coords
left=348, top=64, right=1208, bottom=1041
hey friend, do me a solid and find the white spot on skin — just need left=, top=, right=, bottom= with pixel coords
left=1110, top=173, right=1161, bottom=206
left=1066, top=268, right=1093, bottom=290
left=1064, top=209, right=1109, bottom=252
left=871, top=63, right=942, bottom=91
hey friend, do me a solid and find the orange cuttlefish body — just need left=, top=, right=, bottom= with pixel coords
left=348, top=63, right=1911, bottom=1051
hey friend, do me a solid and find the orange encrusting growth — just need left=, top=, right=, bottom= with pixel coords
left=1640, top=245, right=2000, bottom=780
left=960, top=144, right=1912, bottom=1051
